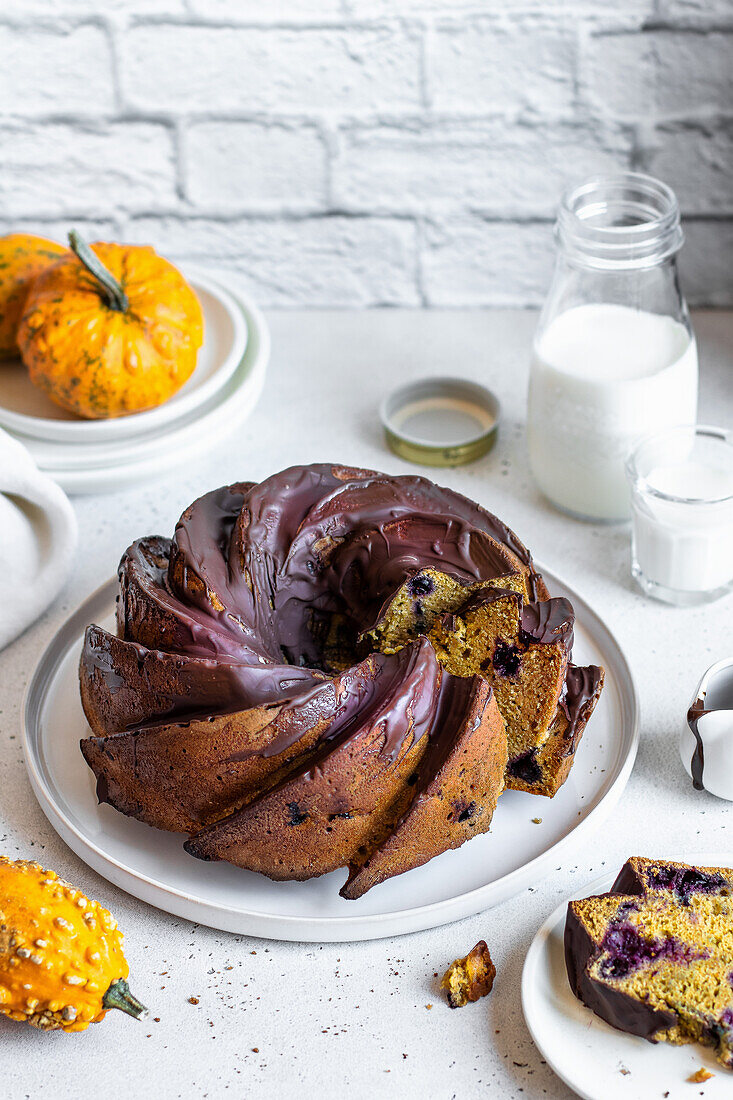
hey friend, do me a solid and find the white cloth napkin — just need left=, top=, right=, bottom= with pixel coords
left=0, top=428, right=77, bottom=650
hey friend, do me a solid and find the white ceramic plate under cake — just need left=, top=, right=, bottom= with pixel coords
left=22, top=565, right=638, bottom=943
left=0, top=272, right=247, bottom=443
left=522, top=856, right=733, bottom=1100
left=16, top=287, right=269, bottom=495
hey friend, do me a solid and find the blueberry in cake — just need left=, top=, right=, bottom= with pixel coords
left=566, top=856, right=733, bottom=1068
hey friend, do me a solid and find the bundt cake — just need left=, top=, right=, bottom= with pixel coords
left=566, top=857, right=733, bottom=1068
left=79, top=463, right=603, bottom=898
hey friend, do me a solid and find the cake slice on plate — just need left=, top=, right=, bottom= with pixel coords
left=566, top=856, right=733, bottom=1069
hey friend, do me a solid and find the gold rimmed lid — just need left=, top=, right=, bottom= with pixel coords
left=380, top=377, right=500, bottom=467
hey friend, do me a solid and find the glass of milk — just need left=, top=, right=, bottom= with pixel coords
left=528, top=173, right=698, bottom=522
left=626, top=425, right=733, bottom=606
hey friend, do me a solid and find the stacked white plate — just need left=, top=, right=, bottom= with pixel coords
left=0, top=271, right=269, bottom=494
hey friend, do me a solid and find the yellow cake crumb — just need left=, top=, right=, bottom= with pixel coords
left=441, top=940, right=496, bottom=1008
left=688, top=1067, right=714, bottom=1083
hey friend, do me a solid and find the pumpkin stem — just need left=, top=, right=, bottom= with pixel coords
left=68, top=229, right=129, bottom=312
left=103, top=978, right=149, bottom=1021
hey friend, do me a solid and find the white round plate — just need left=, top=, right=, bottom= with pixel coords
left=522, top=855, right=733, bottom=1100
left=17, top=288, right=269, bottom=494
left=22, top=564, right=638, bottom=942
left=0, top=272, right=247, bottom=443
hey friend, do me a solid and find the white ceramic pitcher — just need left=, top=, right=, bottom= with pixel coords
left=680, top=657, right=733, bottom=799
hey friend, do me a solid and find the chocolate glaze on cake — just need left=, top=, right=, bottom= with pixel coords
left=559, top=665, right=605, bottom=755
left=520, top=597, right=574, bottom=648
left=100, top=465, right=538, bottom=719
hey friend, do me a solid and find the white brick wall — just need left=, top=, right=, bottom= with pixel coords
left=0, top=0, right=731, bottom=307
left=429, top=17, right=578, bottom=114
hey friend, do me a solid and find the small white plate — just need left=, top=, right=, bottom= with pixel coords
left=22, top=564, right=638, bottom=941
left=14, top=288, right=269, bottom=495
left=522, top=856, right=733, bottom=1100
left=0, top=272, right=247, bottom=442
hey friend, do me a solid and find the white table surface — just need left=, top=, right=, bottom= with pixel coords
left=2, top=308, right=731, bottom=1100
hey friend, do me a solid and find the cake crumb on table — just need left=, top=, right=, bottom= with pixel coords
left=441, top=940, right=496, bottom=1008
left=688, top=1067, right=714, bottom=1083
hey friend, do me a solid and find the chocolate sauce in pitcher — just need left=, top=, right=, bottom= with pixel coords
left=687, top=695, right=709, bottom=792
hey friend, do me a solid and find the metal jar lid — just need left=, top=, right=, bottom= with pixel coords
left=380, top=377, right=500, bottom=467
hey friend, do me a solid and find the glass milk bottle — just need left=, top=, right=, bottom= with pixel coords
left=528, top=172, right=698, bottom=521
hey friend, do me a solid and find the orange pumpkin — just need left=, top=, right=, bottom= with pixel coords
left=0, top=234, right=66, bottom=359
left=0, top=857, right=147, bottom=1032
left=18, top=231, right=204, bottom=419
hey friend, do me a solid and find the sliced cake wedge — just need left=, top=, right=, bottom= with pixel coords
left=566, top=857, right=733, bottom=1069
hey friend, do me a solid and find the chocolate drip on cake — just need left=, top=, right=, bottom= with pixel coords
left=520, top=597, right=574, bottom=647
left=560, top=665, right=604, bottom=749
